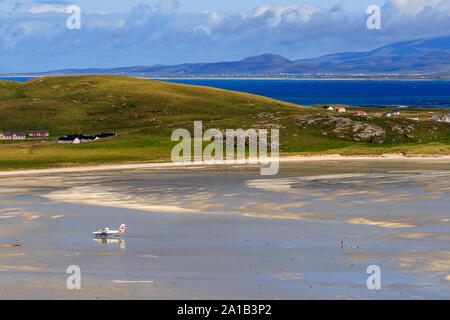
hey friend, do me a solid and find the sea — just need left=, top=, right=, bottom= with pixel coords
left=3, top=76, right=450, bottom=108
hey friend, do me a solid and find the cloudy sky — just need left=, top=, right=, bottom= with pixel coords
left=1, top=0, right=449, bottom=72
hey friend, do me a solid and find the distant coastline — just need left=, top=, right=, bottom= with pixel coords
left=3, top=75, right=450, bottom=81
left=150, top=77, right=450, bottom=81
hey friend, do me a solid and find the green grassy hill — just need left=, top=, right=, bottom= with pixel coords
left=0, top=75, right=449, bottom=170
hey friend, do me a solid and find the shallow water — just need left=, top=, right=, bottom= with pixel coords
left=0, top=161, right=449, bottom=299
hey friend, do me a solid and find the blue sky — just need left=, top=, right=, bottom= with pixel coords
left=1, top=0, right=449, bottom=72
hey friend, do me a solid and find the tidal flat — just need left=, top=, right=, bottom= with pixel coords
left=0, top=160, right=449, bottom=299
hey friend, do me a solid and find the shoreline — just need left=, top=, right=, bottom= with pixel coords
left=150, top=77, right=450, bottom=81
left=0, top=154, right=449, bottom=177
left=2, top=75, right=450, bottom=81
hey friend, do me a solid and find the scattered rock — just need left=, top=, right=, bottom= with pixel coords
left=52, top=84, right=69, bottom=89
left=148, top=118, right=161, bottom=125
left=392, top=124, right=415, bottom=134
left=72, top=97, right=89, bottom=104
left=296, top=115, right=385, bottom=143
left=78, top=81, right=94, bottom=89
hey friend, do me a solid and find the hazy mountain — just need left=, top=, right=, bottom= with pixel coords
left=294, top=37, right=450, bottom=74
left=11, top=37, right=450, bottom=78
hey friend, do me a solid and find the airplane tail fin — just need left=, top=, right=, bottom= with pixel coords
left=119, top=224, right=126, bottom=233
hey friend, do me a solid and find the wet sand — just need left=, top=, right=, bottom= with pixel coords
left=0, top=160, right=449, bottom=299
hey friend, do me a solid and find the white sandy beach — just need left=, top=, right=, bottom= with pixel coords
left=0, top=154, right=448, bottom=177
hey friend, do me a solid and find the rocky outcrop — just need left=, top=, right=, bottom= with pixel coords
left=296, top=115, right=386, bottom=143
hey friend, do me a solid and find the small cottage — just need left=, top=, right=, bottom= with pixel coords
left=57, top=137, right=73, bottom=144
left=29, top=130, right=49, bottom=137
left=58, top=133, right=116, bottom=144
left=58, top=135, right=86, bottom=144
left=431, top=115, right=441, bottom=121
left=334, top=107, right=346, bottom=113
left=352, top=111, right=367, bottom=116
left=0, top=132, right=26, bottom=140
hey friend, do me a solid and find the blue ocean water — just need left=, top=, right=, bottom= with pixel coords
left=163, top=79, right=450, bottom=108
left=3, top=77, right=450, bottom=107
left=0, top=77, right=36, bottom=82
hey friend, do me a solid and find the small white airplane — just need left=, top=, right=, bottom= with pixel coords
left=93, top=224, right=126, bottom=237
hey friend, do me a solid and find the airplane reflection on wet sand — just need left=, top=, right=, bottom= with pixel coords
left=93, top=238, right=126, bottom=249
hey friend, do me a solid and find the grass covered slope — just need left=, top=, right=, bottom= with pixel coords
left=0, top=75, right=449, bottom=170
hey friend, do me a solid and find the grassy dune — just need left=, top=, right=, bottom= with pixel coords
left=0, top=75, right=449, bottom=170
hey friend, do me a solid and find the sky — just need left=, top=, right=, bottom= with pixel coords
left=1, top=0, right=449, bottom=72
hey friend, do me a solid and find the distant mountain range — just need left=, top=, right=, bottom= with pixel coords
left=9, top=36, right=450, bottom=78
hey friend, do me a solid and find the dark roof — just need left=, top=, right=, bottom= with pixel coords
left=59, top=135, right=85, bottom=141
left=96, top=133, right=116, bottom=138
left=60, top=135, right=95, bottom=140
left=65, top=134, right=95, bottom=140
left=59, top=133, right=116, bottom=141
left=1, top=132, right=25, bottom=136
left=29, top=130, right=48, bottom=134
left=66, top=134, right=84, bottom=139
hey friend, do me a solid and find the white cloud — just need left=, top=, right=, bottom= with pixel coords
left=254, top=5, right=271, bottom=17
left=253, top=4, right=321, bottom=27
left=436, top=0, right=450, bottom=12
left=29, top=4, right=67, bottom=14
left=157, top=0, right=179, bottom=16
left=194, top=25, right=211, bottom=35
left=387, top=0, right=444, bottom=16
left=207, top=11, right=223, bottom=24
left=284, top=4, right=322, bottom=23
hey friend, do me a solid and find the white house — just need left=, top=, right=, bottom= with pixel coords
left=0, top=132, right=26, bottom=140
left=443, top=114, right=450, bottom=123
left=334, top=107, right=346, bottom=113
